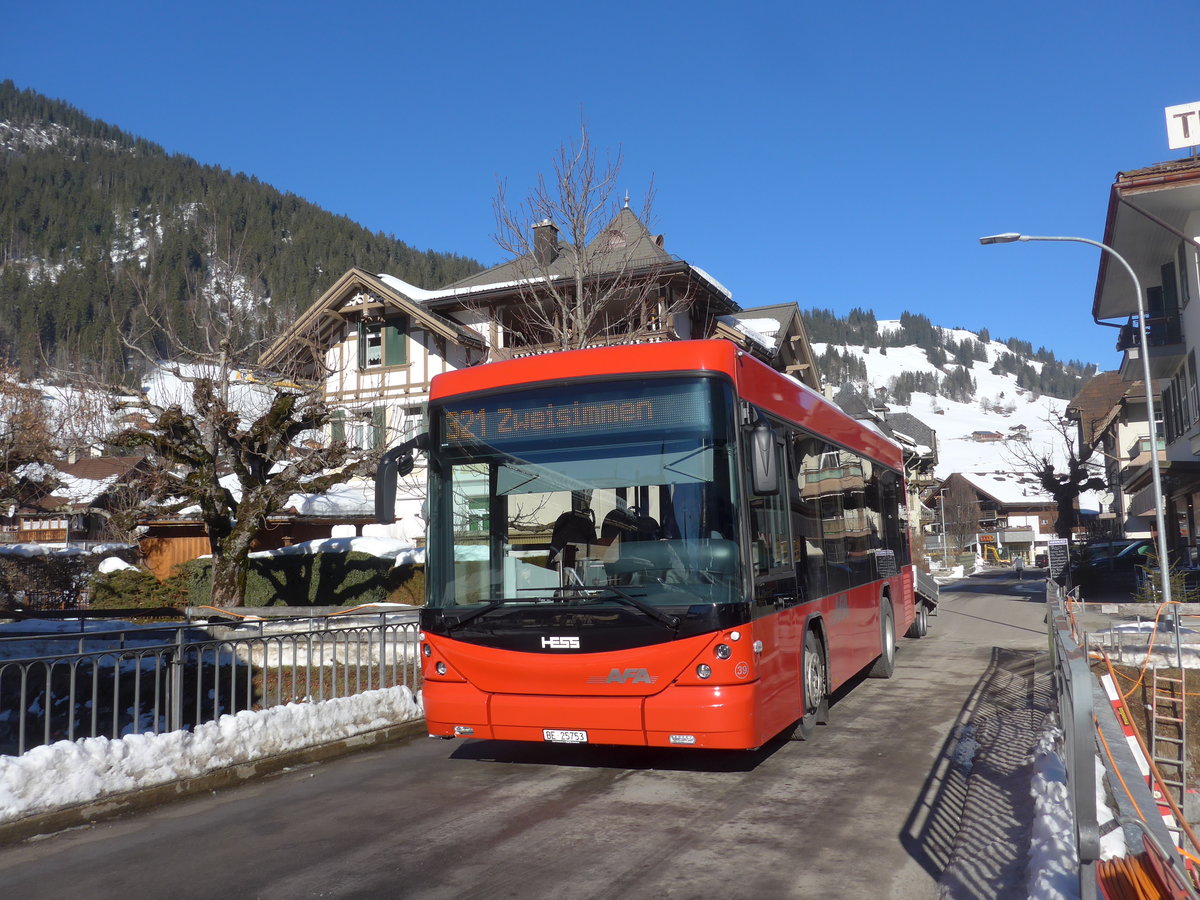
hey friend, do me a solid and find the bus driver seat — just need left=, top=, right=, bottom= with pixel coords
left=549, top=508, right=596, bottom=569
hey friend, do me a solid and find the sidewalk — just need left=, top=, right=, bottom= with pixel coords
left=936, top=643, right=1056, bottom=899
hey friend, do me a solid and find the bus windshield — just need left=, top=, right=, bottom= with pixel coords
left=426, top=376, right=742, bottom=610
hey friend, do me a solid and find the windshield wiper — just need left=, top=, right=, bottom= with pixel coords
left=444, top=587, right=679, bottom=632
left=572, top=586, right=680, bottom=630
left=445, top=599, right=535, bottom=631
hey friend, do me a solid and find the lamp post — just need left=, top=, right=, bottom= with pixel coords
left=979, top=232, right=1172, bottom=606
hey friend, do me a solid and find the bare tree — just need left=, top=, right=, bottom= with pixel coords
left=942, top=478, right=980, bottom=560
left=111, top=210, right=377, bottom=607
left=492, top=121, right=685, bottom=351
left=1004, top=414, right=1106, bottom=539
left=0, top=361, right=59, bottom=510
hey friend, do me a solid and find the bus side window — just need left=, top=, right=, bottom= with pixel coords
left=792, top=436, right=828, bottom=601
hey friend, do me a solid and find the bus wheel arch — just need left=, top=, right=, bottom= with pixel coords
left=787, top=622, right=829, bottom=741
left=869, top=591, right=897, bottom=679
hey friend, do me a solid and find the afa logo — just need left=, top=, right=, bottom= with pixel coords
left=587, top=668, right=658, bottom=685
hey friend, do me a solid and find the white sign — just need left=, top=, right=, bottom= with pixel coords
left=1166, top=101, right=1200, bottom=150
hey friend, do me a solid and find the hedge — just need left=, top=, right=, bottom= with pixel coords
left=89, top=552, right=425, bottom=610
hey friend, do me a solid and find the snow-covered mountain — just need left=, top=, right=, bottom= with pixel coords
left=813, top=321, right=1104, bottom=509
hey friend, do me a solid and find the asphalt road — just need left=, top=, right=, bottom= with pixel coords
left=0, top=573, right=1051, bottom=899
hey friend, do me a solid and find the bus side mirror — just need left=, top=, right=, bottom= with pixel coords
left=375, top=433, right=428, bottom=524
left=750, top=423, right=780, bottom=496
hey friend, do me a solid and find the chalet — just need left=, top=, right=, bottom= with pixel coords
left=259, top=207, right=822, bottom=542
left=0, top=456, right=152, bottom=548
left=931, top=471, right=1063, bottom=563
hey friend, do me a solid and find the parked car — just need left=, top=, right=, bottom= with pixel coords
left=1035, top=552, right=1048, bottom=568
left=1070, top=538, right=1154, bottom=589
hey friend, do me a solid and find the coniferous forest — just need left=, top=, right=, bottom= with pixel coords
left=0, top=81, right=483, bottom=381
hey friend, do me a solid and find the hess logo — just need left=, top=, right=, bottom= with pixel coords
left=540, top=636, right=580, bottom=650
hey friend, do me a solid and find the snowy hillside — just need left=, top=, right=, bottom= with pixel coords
left=814, top=321, right=1104, bottom=510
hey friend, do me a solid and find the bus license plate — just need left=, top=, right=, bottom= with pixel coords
left=543, top=729, right=587, bottom=744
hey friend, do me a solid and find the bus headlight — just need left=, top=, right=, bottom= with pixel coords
left=714, top=644, right=732, bottom=660
left=423, top=643, right=433, bottom=657
left=435, top=661, right=447, bottom=675
left=696, top=664, right=712, bottom=679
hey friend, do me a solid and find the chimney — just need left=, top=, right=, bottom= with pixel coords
left=532, top=219, right=558, bottom=267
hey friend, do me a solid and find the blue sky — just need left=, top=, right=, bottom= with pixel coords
left=6, top=0, right=1198, bottom=368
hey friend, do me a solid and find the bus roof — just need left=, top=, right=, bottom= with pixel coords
left=429, top=340, right=903, bottom=470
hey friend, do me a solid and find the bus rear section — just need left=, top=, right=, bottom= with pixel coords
left=393, top=340, right=917, bottom=750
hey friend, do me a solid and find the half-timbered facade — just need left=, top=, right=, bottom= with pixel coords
left=261, top=209, right=822, bottom=542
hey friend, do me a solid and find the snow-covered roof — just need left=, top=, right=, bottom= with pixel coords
left=957, top=471, right=1050, bottom=505
left=716, top=315, right=774, bottom=351
left=690, top=265, right=732, bottom=300
left=282, top=480, right=375, bottom=518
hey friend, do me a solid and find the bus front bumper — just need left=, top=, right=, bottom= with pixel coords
left=423, top=681, right=763, bottom=750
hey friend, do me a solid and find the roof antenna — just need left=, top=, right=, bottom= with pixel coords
left=623, top=190, right=630, bottom=209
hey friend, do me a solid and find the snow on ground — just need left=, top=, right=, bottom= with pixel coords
left=0, top=542, right=133, bottom=559
left=1027, top=720, right=1082, bottom=899
left=0, top=685, right=422, bottom=825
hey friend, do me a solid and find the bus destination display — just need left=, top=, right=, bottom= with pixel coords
left=439, top=381, right=712, bottom=449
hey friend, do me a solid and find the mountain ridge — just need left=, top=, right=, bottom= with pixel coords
left=0, top=80, right=484, bottom=381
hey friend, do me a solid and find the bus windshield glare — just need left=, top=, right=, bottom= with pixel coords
left=427, top=377, right=741, bottom=610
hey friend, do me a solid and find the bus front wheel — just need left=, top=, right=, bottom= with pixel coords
left=787, top=629, right=828, bottom=741
left=869, top=598, right=896, bottom=679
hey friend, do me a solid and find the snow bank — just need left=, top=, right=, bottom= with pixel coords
left=0, top=542, right=135, bottom=559
left=934, top=566, right=966, bottom=582
left=248, top=536, right=424, bottom=566
left=0, top=685, right=422, bottom=824
left=1026, top=718, right=1081, bottom=899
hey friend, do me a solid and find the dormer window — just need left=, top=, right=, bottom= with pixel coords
left=358, top=317, right=408, bottom=369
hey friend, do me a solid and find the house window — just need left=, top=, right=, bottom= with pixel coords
left=371, top=406, right=386, bottom=450
left=467, top=498, right=490, bottom=533
left=331, top=406, right=386, bottom=449
left=358, top=318, right=408, bottom=368
left=1179, top=242, right=1193, bottom=308
left=398, top=406, right=425, bottom=442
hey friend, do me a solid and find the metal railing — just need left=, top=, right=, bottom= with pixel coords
left=1046, top=580, right=1100, bottom=900
left=0, top=613, right=421, bottom=757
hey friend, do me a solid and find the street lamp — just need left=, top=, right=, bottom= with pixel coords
left=979, top=232, right=1172, bottom=606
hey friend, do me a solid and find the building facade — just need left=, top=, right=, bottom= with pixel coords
left=1091, top=156, right=1200, bottom=564
left=260, top=209, right=822, bottom=543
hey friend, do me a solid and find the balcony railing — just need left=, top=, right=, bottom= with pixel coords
left=1117, top=313, right=1183, bottom=352
left=1118, top=314, right=1184, bottom=381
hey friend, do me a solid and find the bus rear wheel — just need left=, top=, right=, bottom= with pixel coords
left=788, top=629, right=828, bottom=741
left=869, top=598, right=896, bottom=679
left=906, top=602, right=928, bottom=638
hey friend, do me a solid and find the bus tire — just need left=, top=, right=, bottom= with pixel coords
left=869, top=598, right=896, bottom=679
left=906, top=602, right=928, bottom=639
left=787, top=629, right=828, bottom=741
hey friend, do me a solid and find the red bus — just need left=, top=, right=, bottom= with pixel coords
left=377, top=339, right=926, bottom=750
